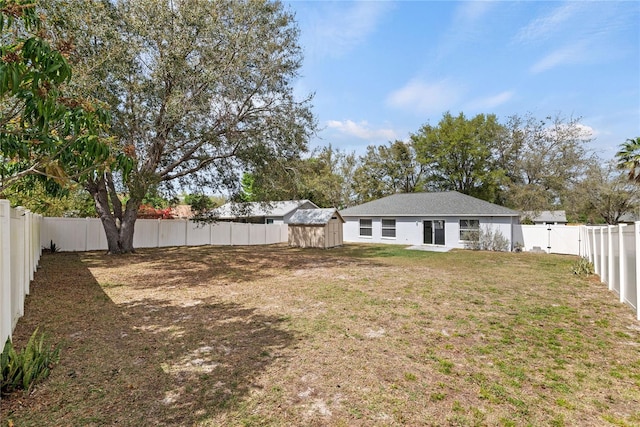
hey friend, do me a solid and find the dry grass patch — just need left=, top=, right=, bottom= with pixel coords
left=2, top=244, right=639, bottom=426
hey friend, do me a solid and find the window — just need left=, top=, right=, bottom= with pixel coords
left=359, top=219, right=372, bottom=237
left=381, top=219, right=396, bottom=238
left=266, top=218, right=274, bottom=225
left=459, top=219, right=479, bottom=241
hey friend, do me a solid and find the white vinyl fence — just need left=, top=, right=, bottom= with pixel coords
left=41, top=217, right=288, bottom=252
left=515, top=224, right=582, bottom=255
left=0, top=200, right=42, bottom=346
left=581, top=223, right=640, bottom=320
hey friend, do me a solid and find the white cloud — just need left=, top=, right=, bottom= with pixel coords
left=454, top=1, right=494, bottom=24
left=514, top=3, right=582, bottom=44
left=326, top=120, right=397, bottom=141
left=465, top=91, right=514, bottom=110
left=303, top=2, right=392, bottom=59
left=386, top=78, right=463, bottom=115
left=530, top=42, right=588, bottom=73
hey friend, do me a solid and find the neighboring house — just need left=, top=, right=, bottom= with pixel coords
left=340, top=191, right=520, bottom=251
left=211, top=200, right=318, bottom=224
left=521, top=210, right=568, bottom=225
left=288, top=209, right=344, bottom=249
left=171, top=204, right=195, bottom=219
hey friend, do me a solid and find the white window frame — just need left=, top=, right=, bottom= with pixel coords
left=381, top=218, right=396, bottom=239
left=359, top=218, right=373, bottom=237
left=459, top=219, right=480, bottom=241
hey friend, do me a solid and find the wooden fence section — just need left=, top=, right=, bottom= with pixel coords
left=41, top=217, right=288, bottom=252
left=0, top=200, right=42, bottom=345
left=582, top=223, right=640, bottom=320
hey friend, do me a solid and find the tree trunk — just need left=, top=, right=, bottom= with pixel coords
left=85, top=174, right=141, bottom=254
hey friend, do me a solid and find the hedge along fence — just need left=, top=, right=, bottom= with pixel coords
left=40, top=217, right=288, bottom=252
left=0, top=200, right=42, bottom=346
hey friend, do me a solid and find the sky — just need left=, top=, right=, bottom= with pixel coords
left=286, top=0, right=640, bottom=160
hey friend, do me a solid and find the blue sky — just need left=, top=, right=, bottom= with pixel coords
left=286, top=1, right=640, bottom=160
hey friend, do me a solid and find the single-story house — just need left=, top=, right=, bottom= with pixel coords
left=521, top=210, right=568, bottom=225
left=210, top=200, right=318, bottom=224
left=288, top=209, right=344, bottom=249
left=339, top=191, right=520, bottom=251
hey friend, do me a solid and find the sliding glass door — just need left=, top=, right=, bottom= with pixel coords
left=423, top=220, right=445, bottom=245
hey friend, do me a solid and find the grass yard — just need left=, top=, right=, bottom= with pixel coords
left=1, top=244, right=639, bottom=426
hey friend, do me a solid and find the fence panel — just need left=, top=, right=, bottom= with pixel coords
left=622, top=226, right=637, bottom=310
left=584, top=224, right=640, bottom=320
left=231, top=223, right=250, bottom=245
left=86, top=219, right=108, bottom=251
left=158, top=220, right=186, bottom=247
left=517, top=225, right=580, bottom=255
left=211, top=222, right=232, bottom=245
left=186, top=222, right=211, bottom=246
left=611, top=227, right=621, bottom=295
left=0, top=200, right=42, bottom=345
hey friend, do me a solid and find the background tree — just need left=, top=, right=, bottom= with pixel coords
left=571, top=160, right=640, bottom=224
left=245, top=145, right=356, bottom=208
left=352, top=140, right=425, bottom=203
left=45, top=0, right=315, bottom=253
left=299, top=145, right=357, bottom=208
left=496, top=113, right=592, bottom=211
left=616, top=137, right=640, bottom=183
left=411, top=112, right=504, bottom=202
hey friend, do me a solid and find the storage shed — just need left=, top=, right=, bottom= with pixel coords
left=288, top=209, right=344, bottom=249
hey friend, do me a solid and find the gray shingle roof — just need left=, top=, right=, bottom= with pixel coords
left=288, top=209, right=344, bottom=225
left=212, top=200, right=317, bottom=218
left=339, top=192, right=519, bottom=217
left=522, top=210, right=567, bottom=223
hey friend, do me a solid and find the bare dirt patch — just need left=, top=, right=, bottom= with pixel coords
left=2, top=245, right=639, bottom=426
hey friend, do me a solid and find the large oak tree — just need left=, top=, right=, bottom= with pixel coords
left=45, top=0, right=315, bottom=253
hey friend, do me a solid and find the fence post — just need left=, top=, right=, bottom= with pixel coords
left=600, top=227, right=605, bottom=283
left=0, top=200, right=11, bottom=344
left=608, top=226, right=614, bottom=290
left=636, top=222, right=640, bottom=321
left=619, top=224, right=626, bottom=304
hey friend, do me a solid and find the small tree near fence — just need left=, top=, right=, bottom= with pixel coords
left=464, top=226, right=510, bottom=251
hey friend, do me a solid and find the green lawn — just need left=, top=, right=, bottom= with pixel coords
left=2, top=245, right=639, bottom=426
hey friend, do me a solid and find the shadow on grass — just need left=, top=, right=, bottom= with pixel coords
left=2, top=253, right=296, bottom=426
left=77, top=244, right=391, bottom=290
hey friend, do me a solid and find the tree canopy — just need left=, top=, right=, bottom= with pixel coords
left=0, top=0, right=130, bottom=195
left=43, top=0, right=315, bottom=253
left=411, top=112, right=504, bottom=202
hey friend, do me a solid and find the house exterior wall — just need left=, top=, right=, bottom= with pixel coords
left=342, top=216, right=515, bottom=250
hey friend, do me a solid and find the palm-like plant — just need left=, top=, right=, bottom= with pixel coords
left=616, top=137, right=640, bottom=183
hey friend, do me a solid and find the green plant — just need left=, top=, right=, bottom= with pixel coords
left=46, top=240, right=60, bottom=253
left=1, top=328, right=61, bottom=396
left=572, top=257, right=594, bottom=275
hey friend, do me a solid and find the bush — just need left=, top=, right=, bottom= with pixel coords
left=1, top=328, right=61, bottom=396
left=464, top=226, right=510, bottom=252
left=572, top=257, right=594, bottom=276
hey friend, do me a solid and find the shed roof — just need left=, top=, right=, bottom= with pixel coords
left=522, top=210, right=568, bottom=223
left=340, top=191, right=519, bottom=217
left=212, top=200, right=318, bottom=218
left=288, top=209, right=344, bottom=225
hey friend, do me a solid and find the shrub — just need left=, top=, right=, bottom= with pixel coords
left=1, top=328, right=61, bottom=396
left=464, top=226, right=510, bottom=252
left=572, top=257, right=594, bottom=276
